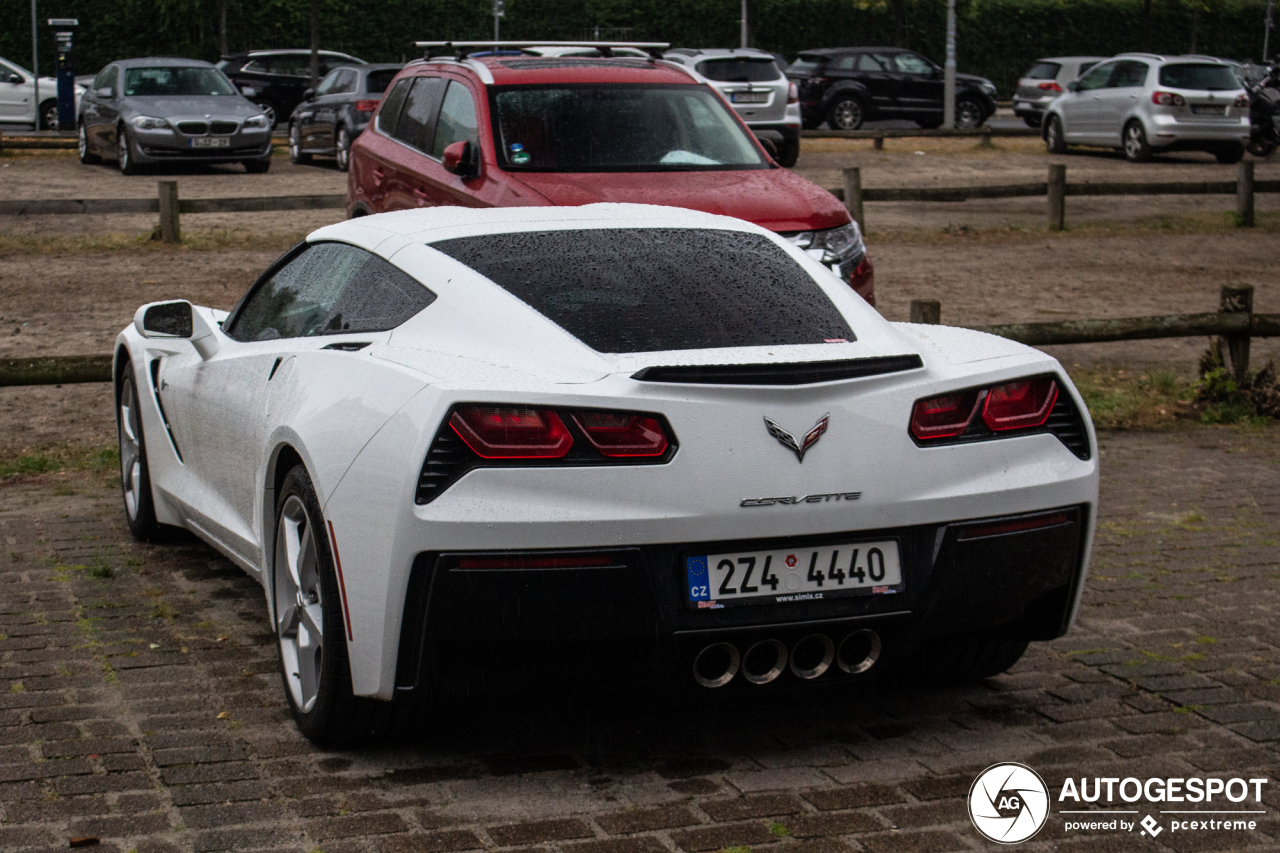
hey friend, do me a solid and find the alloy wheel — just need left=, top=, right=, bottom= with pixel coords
left=41, top=102, right=59, bottom=131
left=831, top=99, right=863, bottom=130
left=117, top=130, right=131, bottom=172
left=956, top=100, right=983, bottom=129
left=290, top=124, right=301, bottom=160
left=1124, top=124, right=1145, bottom=160
left=274, top=495, right=325, bottom=714
left=78, top=124, right=88, bottom=159
left=336, top=128, right=350, bottom=171
left=118, top=377, right=142, bottom=520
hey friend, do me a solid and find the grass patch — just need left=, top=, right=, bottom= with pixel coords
left=869, top=209, right=1280, bottom=243
left=1068, top=367, right=1195, bottom=429
left=0, top=445, right=119, bottom=483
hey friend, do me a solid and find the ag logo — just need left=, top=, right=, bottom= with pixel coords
left=968, top=763, right=1050, bottom=844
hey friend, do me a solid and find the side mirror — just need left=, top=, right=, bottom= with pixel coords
left=134, top=300, right=221, bottom=359
left=302, top=87, right=315, bottom=101
left=1067, top=80, right=1081, bottom=92
left=239, top=85, right=257, bottom=98
left=95, top=86, right=114, bottom=98
left=442, top=140, right=479, bottom=178
left=6, top=74, right=22, bottom=84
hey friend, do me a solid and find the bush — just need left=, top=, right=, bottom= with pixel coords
left=1196, top=340, right=1279, bottom=424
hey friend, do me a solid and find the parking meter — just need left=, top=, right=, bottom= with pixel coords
left=48, top=18, right=77, bottom=130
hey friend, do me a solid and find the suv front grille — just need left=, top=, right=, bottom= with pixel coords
left=176, top=121, right=208, bottom=135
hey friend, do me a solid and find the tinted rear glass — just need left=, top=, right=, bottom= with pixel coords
left=696, top=58, right=781, bottom=82
left=430, top=229, right=855, bottom=353
left=788, top=55, right=827, bottom=76
left=366, top=69, right=399, bottom=94
left=1159, top=63, right=1240, bottom=90
left=1025, top=61, right=1061, bottom=79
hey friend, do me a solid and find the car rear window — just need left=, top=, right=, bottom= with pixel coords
left=430, top=228, right=855, bottom=354
left=366, top=69, right=399, bottom=94
left=1159, top=63, right=1240, bottom=91
left=788, top=55, right=827, bottom=76
left=695, top=58, right=781, bottom=82
left=1025, top=61, right=1061, bottom=80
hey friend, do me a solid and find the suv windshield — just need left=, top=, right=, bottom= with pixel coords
left=491, top=84, right=766, bottom=171
left=696, top=58, right=781, bottom=82
left=1158, top=63, right=1240, bottom=90
left=123, top=67, right=237, bottom=96
left=431, top=229, right=853, bottom=353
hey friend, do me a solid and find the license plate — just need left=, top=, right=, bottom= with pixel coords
left=1191, top=104, right=1226, bottom=116
left=189, top=137, right=230, bottom=148
left=732, top=92, right=769, bottom=104
left=687, top=540, right=902, bottom=608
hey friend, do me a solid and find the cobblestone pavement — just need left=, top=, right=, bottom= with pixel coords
left=1, top=428, right=1278, bottom=853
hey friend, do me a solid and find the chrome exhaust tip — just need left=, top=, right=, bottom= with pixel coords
left=741, top=639, right=788, bottom=685
left=693, top=642, right=740, bottom=688
left=789, top=634, right=834, bottom=680
left=837, top=629, right=882, bottom=674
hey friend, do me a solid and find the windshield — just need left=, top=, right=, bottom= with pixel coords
left=431, top=229, right=853, bottom=353
left=696, top=58, right=781, bottom=82
left=491, top=84, right=766, bottom=172
left=123, top=66, right=238, bottom=97
left=1158, top=64, right=1240, bottom=91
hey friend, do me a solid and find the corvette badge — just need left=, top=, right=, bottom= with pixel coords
left=763, top=413, right=829, bottom=463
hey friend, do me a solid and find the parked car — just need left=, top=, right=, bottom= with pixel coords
left=77, top=58, right=273, bottom=174
left=289, top=63, right=402, bottom=171
left=114, top=203, right=1098, bottom=744
left=663, top=48, right=801, bottom=167
left=1012, top=56, right=1107, bottom=127
left=1043, top=53, right=1250, bottom=163
left=218, top=49, right=366, bottom=129
left=0, top=55, right=83, bottom=130
left=348, top=47, right=876, bottom=304
left=787, top=47, right=997, bottom=130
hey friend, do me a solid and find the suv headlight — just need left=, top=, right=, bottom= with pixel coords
left=130, top=116, right=170, bottom=130
left=784, top=221, right=866, bottom=265
left=242, top=114, right=269, bottom=130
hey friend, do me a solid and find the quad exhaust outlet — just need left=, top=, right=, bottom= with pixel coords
left=692, top=629, right=881, bottom=687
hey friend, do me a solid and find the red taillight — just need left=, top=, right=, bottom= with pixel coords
left=910, top=390, right=980, bottom=440
left=787, top=82, right=799, bottom=104
left=449, top=405, right=572, bottom=458
left=572, top=411, right=669, bottom=457
left=1152, top=91, right=1185, bottom=106
left=1234, top=93, right=1250, bottom=108
left=354, top=99, right=379, bottom=113
left=982, top=378, right=1058, bottom=431
left=958, top=512, right=1072, bottom=540
left=1037, top=81, right=1062, bottom=92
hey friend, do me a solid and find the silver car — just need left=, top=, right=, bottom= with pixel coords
left=1043, top=53, right=1249, bottom=163
left=78, top=57, right=273, bottom=174
left=663, top=48, right=801, bottom=166
left=1012, top=56, right=1107, bottom=128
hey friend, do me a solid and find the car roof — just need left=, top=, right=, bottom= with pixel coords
left=795, top=47, right=905, bottom=57
left=1031, top=56, right=1110, bottom=63
left=410, top=55, right=698, bottom=86
left=115, top=57, right=217, bottom=69
left=665, top=48, right=776, bottom=60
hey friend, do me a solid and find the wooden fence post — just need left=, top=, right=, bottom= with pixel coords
left=842, top=167, right=865, bottom=233
left=157, top=180, right=181, bottom=244
left=1047, top=164, right=1066, bottom=231
left=979, top=128, right=993, bottom=148
left=910, top=299, right=941, bottom=325
left=1220, top=283, right=1254, bottom=381
left=873, top=131, right=884, bottom=150
left=1237, top=160, right=1255, bottom=228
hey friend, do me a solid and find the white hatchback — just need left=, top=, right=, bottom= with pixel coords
left=0, top=55, right=83, bottom=130
left=1043, top=53, right=1249, bottom=163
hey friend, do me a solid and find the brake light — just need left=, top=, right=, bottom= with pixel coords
left=449, top=405, right=572, bottom=458
left=1152, top=91, right=1185, bottom=106
left=958, top=512, right=1072, bottom=540
left=787, top=82, right=799, bottom=104
left=571, top=411, right=669, bottom=457
left=354, top=99, right=379, bottom=113
left=1234, top=93, right=1250, bottom=108
left=910, top=390, right=980, bottom=440
left=982, top=377, right=1058, bottom=431
left=1037, top=81, right=1062, bottom=92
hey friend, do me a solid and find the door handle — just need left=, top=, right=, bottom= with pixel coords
left=413, top=188, right=429, bottom=205
left=371, top=166, right=384, bottom=187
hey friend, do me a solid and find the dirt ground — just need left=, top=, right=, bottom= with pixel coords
left=1, top=143, right=1277, bottom=453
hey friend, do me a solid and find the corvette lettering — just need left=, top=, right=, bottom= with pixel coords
left=741, top=491, right=862, bottom=507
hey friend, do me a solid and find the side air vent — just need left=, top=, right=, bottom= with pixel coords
left=1044, top=394, right=1091, bottom=460
left=322, top=342, right=371, bottom=352
left=631, top=355, right=923, bottom=386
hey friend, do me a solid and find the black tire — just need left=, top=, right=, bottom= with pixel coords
left=1045, top=115, right=1067, bottom=154
left=272, top=465, right=418, bottom=746
left=244, top=158, right=271, bottom=174
left=1214, top=144, right=1244, bottom=164
left=955, top=98, right=985, bottom=130
left=775, top=137, right=799, bottom=168
left=116, top=367, right=160, bottom=540
left=288, top=122, right=311, bottom=165
left=1122, top=120, right=1151, bottom=163
left=827, top=96, right=866, bottom=131
left=1246, top=137, right=1277, bottom=158
left=1023, top=115, right=1043, bottom=129
left=39, top=99, right=59, bottom=131
left=78, top=122, right=100, bottom=165
left=916, top=117, right=943, bottom=129
left=117, top=126, right=141, bottom=175
left=335, top=126, right=352, bottom=172
left=892, top=636, right=1031, bottom=685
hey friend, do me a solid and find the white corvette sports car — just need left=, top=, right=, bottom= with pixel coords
left=114, top=204, right=1098, bottom=744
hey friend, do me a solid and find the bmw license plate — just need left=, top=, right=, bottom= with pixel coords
left=189, top=137, right=230, bottom=148
left=732, top=92, right=769, bottom=104
left=686, top=540, right=903, bottom=608
left=1191, top=104, right=1226, bottom=116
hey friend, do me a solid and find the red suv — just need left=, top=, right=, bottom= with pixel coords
left=347, top=46, right=875, bottom=304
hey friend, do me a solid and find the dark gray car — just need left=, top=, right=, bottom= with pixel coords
left=288, top=63, right=402, bottom=171
left=78, top=57, right=273, bottom=174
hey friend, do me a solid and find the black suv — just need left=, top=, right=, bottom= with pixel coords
left=217, top=49, right=366, bottom=128
left=788, top=47, right=998, bottom=130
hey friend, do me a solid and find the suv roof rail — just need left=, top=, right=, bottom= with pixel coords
left=1116, top=52, right=1166, bottom=61
left=414, top=40, right=670, bottom=60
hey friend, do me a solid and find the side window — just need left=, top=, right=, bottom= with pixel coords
left=1112, top=61, right=1149, bottom=88
left=92, top=66, right=115, bottom=90
left=394, top=76, right=446, bottom=152
left=431, top=81, right=478, bottom=158
left=894, top=53, right=934, bottom=75
left=243, top=59, right=270, bottom=74
left=314, top=69, right=342, bottom=96
left=858, top=54, right=892, bottom=72
left=1076, top=62, right=1114, bottom=91
left=830, top=55, right=857, bottom=72
left=378, top=78, right=411, bottom=134
left=337, top=69, right=359, bottom=94
left=226, top=243, right=436, bottom=342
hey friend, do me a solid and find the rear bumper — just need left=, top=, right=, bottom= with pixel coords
left=396, top=504, right=1089, bottom=694
left=1148, top=114, right=1249, bottom=145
